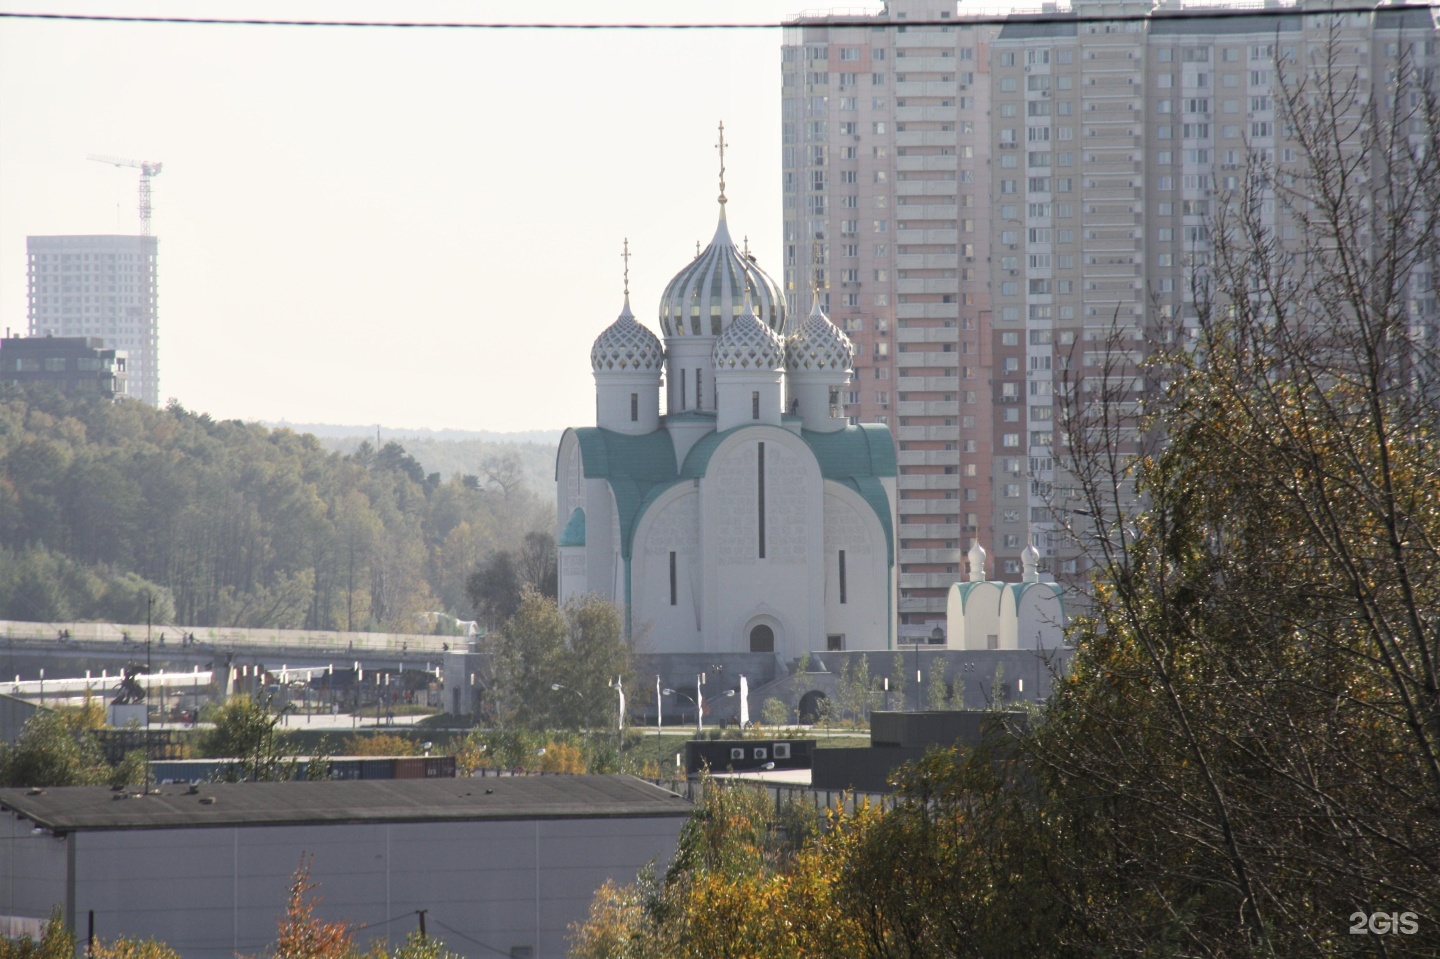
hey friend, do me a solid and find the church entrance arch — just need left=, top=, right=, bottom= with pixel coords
left=740, top=613, right=783, bottom=657
left=798, top=690, right=828, bottom=725
left=749, top=624, right=775, bottom=653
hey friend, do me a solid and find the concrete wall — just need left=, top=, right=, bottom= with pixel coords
left=0, top=620, right=452, bottom=655
left=0, top=814, right=685, bottom=959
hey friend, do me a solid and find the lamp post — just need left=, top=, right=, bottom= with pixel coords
left=662, top=688, right=695, bottom=735
left=551, top=683, right=590, bottom=762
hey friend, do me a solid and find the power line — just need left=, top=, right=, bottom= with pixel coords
left=426, top=917, right=518, bottom=959
left=0, top=5, right=1436, bottom=30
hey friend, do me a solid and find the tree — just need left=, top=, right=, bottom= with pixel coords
left=924, top=658, right=949, bottom=711
left=263, top=855, right=356, bottom=959
left=560, top=593, right=636, bottom=732
left=90, top=938, right=182, bottom=959
left=760, top=697, right=791, bottom=727
left=519, top=530, right=558, bottom=599
left=0, top=908, right=74, bottom=959
left=488, top=591, right=636, bottom=743
left=0, top=709, right=103, bottom=787
left=465, top=551, right=523, bottom=630
left=1034, top=37, right=1440, bottom=956
left=196, top=695, right=296, bottom=782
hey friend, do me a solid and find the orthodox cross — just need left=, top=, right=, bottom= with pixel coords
left=716, top=120, right=728, bottom=205
left=622, top=237, right=631, bottom=297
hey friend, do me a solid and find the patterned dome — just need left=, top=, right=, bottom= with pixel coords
left=591, top=297, right=664, bottom=373
left=785, top=295, right=854, bottom=373
left=712, top=300, right=785, bottom=371
left=659, top=210, right=786, bottom=339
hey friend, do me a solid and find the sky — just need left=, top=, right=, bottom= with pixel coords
left=0, top=1, right=889, bottom=433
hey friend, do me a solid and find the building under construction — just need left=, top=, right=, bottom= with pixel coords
left=25, top=234, right=159, bottom=406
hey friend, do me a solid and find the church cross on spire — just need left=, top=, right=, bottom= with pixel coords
left=811, top=238, right=824, bottom=298
left=622, top=237, right=631, bottom=298
left=716, top=120, right=728, bottom=206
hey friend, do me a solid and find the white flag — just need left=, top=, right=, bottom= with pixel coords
left=739, top=675, right=750, bottom=727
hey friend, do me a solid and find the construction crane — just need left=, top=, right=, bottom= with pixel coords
left=87, top=154, right=164, bottom=236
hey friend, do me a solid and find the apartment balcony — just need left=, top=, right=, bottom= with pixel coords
left=898, top=473, right=961, bottom=491
left=897, top=498, right=959, bottom=517
left=898, top=594, right=947, bottom=614
left=895, top=253, right=962, bottom=270
left=898, top=572, right=964, bottom=589
left=896, top=154, right=958, bottom=173
left=896, top=105, right=957, bottom=123
left=896, top=228, right=959, bottom=245
left=895, top=55, right=960, bottom=72
left=897, top=400, right=960, bottom=416
left=897, top=326, right=960, bottom=344
left=898, top=544, right=967, bottom=561
left=896, top=278, right=959, bottom=295
left=895, top=302, right=962, bottom=320
left=895, top=424, right=958, bottom=441
left=900, top=522, right=962, bottom=539
left=895, top=81, right=956, bottom=97
left=896, top=350, right=958, bottom=368
left=897, top=375, right=960, bottom=391
left=896, top=448, right=961, bottom=467
left=895, top=179, right=959, bottom=198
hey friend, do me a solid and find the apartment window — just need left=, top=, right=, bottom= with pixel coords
left=1002, top=433, right=1020, bottom=447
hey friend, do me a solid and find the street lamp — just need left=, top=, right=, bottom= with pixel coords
left=661, top=688, right=694, bottom=735
left=551, top=683, right=591, bottom=760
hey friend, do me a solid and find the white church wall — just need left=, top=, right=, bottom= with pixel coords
left=960, top=583, right=1006, bottom=650
left=700, top=428, right=825, bottom=662
left=583, top=478, right=620, bottom=607
left=630, top=486, right=704, bottom=654
left=1015, top=584, right=1066, bottom=651
left=821, top=483, right=891, bottom=650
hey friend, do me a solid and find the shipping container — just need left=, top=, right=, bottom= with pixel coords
left=393, top=757, right=427, bottom=779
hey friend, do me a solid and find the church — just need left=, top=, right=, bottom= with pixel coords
left=555, top=160, right=898, bottom=663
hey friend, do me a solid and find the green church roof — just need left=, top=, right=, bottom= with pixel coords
left=563, top=428, right=679, bottom=560
left=565, top=424, right=896, bottom=564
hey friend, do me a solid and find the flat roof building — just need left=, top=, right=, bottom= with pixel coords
left=0, top=775, right=691, bottom=958
left=0, top=335, right=128, bottom=399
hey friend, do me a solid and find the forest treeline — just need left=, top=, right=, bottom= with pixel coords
left=0, top=389, right=551, bottom=631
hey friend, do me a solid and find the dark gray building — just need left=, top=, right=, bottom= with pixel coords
left=0, top=335, right=128, bottom=399
left=0, top=776, right=690, bottom=959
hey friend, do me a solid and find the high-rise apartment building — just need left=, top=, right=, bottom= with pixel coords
left=785, top=0, right=1437, bottom=635
left=783, top=1, right=1002, bottom=637
left=26, top=235, right=160, bottom=405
